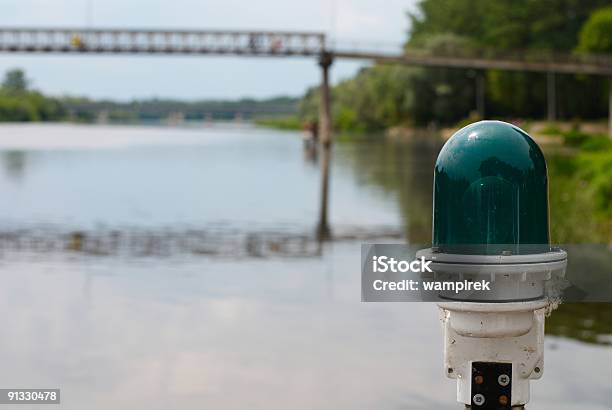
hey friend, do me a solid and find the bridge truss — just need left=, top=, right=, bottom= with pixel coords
left=0, top=28, right=326, bottom=56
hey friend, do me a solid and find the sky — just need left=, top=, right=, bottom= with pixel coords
left=0, top=0, right=418, bottom=100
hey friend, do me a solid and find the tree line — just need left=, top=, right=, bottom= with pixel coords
left=299, top=1, right=612, bottom=131
left=0, top=69, right=65, bottom=121
left=0, top=69, right=299, bottom=123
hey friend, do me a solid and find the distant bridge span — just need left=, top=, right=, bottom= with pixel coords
left=0, top=28, right=327, bottom=57
left=0, top=28, right=611, bottom=76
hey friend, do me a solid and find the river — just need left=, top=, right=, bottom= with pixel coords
left=0, top=122, right=609, bottom=410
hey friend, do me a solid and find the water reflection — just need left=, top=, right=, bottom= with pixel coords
left=3, top=150, right=26, bottom=180
left=547, top=303, right=612, bottom=345
left=0, top=224, right=402, bottom=258
left=335, top=135, right=441, bottom=243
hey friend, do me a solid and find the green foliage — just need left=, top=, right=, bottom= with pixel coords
left=545, top=128, right=612, bottom=236
left=2, top=69, right=28, bottom=94
left=547, top=129, right=612, bottom=241
left=332, top=64, right=417, bottom=130
left=299, top=65, right=419, bottom=131
left=0, top=69, right=66, bottom=122
left=0, top=69, right=299, bottom=124
left=409, top=0, right=611, bottom=119
left=581, top=135, right=612, bottom=151
left=408, top=34, right=478, bottom=125
left=298, top=86, right=320, bottom=123
left=577, top=5, right=612, bottom=53
left=61, top=95, right=299, bottom=122
left=548, top=151, right=610, bottom=243
left=562, top=128, right=592, bottom=146
left=302, top=1, right=611, bottom=132
left=254, top=116, right=302, bottom=130
left=299, top=34, right=481, bottom=130
left=558, top=125, right=610, bottom=149
left=539, top=123, right=563, bottom=135
left=577, top=151, right=612, bottom=217
left=408, top=0, right=609, bottom=51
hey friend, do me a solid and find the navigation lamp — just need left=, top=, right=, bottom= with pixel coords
left=417, top=121, right=567, bottom=409
left=433, top=120, right=549, bottom=255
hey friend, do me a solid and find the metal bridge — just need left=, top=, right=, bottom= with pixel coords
left=1, top=28, right=611, bottom=76
left=0, top=28, right=326, bottom=57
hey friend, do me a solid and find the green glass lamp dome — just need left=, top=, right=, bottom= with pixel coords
left=433, top=120, right=549, bottom=255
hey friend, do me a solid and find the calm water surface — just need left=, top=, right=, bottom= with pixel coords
left=0, top=123, right=609, bottom=410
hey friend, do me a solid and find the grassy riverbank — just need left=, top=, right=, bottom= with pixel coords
left=547, top=127, right=612, bottom=242
left=254, top=116, right=302, bottom=130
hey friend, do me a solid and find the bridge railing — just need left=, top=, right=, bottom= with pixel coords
left=329, top=39, right=405, bottom=55
left=399, top=46, right=612, bottom=68
left=0, top=28, right=326, bottom=56
left=0, top=27, right=610, bottom=74
left=331, top=44, right=612, bottom=75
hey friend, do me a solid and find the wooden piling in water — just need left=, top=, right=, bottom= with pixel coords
left=547, top=72, right=556, bottom=122
left=317, top=51, right=333, bottom=240
left=609, top=77, right=612, bottom=139
left=476, top=71, right=485, bottom=119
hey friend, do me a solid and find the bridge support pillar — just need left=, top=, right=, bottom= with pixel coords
left=547, top=72, right=556, bottom=122
left=317, top=52, right=334, bottom=240
left=609, top=77, right=612, bottom=139
left=476, top=71, right=485, bottom=119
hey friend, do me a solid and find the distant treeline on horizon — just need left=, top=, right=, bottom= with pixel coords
left=62, top=95, right=300, bottom=123
left=0, top=68, right=299, bottom=123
